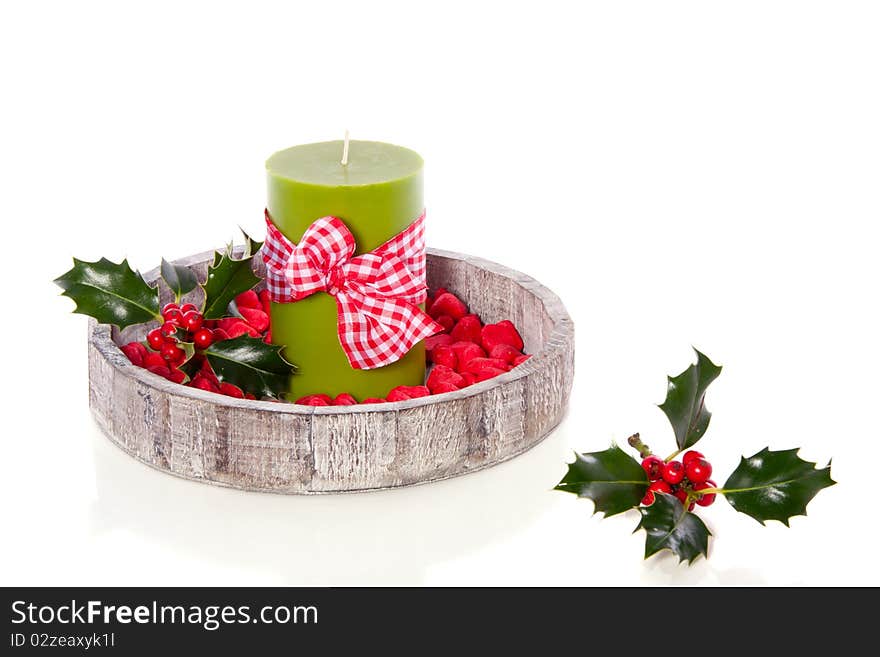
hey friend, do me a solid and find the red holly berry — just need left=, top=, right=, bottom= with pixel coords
left=161, top=342, right=185, bottom=363
left=182, top=310, right=203, bottom=332
left=688, top=502, right=696, bottom=511
left=661, top=460, right=685, bottom=485
left=143, top=352, right=167, bottom=369
left=685, top=457, right=712, bottom=484
left=147, top=328, right=165, bottom=350
left=674, top=487, right=688, bottom=505
left=694, top=480, right=717, bottom=507
left=193, top=328, right=213, bottom=350
left=683, top=450, right=705, bottom=466
left=179, top=303, right=198, bottom=314
left=641, top=490, right=655, bottom=506
left=163, top=308, right=184, bottom=326
left=161, top=302, right=180, bottom=317
left=641, top=456, right=664, bottom=481
left=649, top=480, right=672, bottom=495
left=160, top=321, right=178, bottom=337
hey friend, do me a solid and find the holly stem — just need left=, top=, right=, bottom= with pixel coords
left=627, top=433, right=652, bottom=459
left=664, top=448, right=682, bottom=462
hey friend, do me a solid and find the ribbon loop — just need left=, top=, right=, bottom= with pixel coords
left=261, top=210, right=441, bottom=370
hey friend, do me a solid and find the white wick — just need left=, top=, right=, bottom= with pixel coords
left=341, top=130, right=350, bottom=166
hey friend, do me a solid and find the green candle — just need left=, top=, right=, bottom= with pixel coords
left=266, top=139, right=426, bottom=401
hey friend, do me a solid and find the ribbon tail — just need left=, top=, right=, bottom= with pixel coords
left=334, top=291, right=443, bottom=370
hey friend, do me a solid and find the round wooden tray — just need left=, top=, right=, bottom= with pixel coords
left=88, top=247, right=575, bottom=494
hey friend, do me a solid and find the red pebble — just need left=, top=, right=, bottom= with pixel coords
left=429, top=292, right=467, bottom=321
left=386, top=387, right=412, bottom=402
left=212, top=328, right=230, bottom=342
left=459, top=372, right=477, bottom=387
left=463, top=357, right=510, bottom=375
left=425, top=333, right=454, bottom=354
left=219, top=382, right=245, bottom=398
left=450, top=314, right=482, bottom=343
left=217, top=318, right=260, bottom=338
left=426, top=364, right=465, bottom=392
left=235, top=289, right=261, bottom=310
left=512, top=354, right=531, bottom=367
left=166, top=368, right=186, bottom=384
left=244, top=392, right=256, bottom=400
left=295, top=394, right=332, bottom=406
left=190, top=376, right=218, bottom=393
left=489, top=343, right=522, bottom=365
left=259, top=289, right=271, bottom=314
left=430, top=382, right=460, bottom=394
left=397, top=385, right=431, bottom=398
left=449, top=342, right=486, bottom=370
left=481, top=320, right=524, bottom=354
left=474, top=367, right=506, bottom=382
left=333, top=393, right=357, bottom=406
left=434, top=315, right=455, bottom=332
left=361, top=398, right=386, bottom=404
left=143, top=352, right=167, bottom=369
left=147, top=364, right=171, bottom=378
left=238, top=307, right=269, bottom=333
left=121, top=342, right=147, bottom=366
left=431, top=345, right=457, bottom=370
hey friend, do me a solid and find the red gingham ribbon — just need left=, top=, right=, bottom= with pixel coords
left=261, top=209, right=443, bottom=370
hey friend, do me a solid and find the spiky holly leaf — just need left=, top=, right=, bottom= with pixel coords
left=555, top=445, right=649, bottom=517
left=658, top=348, right=722, bottom=451
left=720, top=447, right=835, bottom=526
left=203, top=334, right=294, bottom=399
left=201, top=231, right=262, bottom=319
left=635, top=493, right=711, bottom=564
left=54, top=257, right=159, bottom=329
left=160, top=258, right=198, bottom=301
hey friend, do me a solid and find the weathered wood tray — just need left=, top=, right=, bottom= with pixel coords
left=88, top=247, right=574, bottom=493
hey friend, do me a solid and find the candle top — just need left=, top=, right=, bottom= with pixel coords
left=267, top=140, right=423, bottom=187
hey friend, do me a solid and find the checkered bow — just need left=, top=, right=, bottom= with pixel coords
left=261, top=210, right=442, bottom=370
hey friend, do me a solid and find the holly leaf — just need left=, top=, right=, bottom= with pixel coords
left=160, top=258, right=198, bottom=301
left=658, top=348, right=722, bottom=451
left=201, top=233, right=262, bottom=319
left=203, top=334, right=295, bottom=399
left=554, top=445, right=649, bottom=517
left=54, top=257, right=159, bottom=328
left=635, top=493, right=711, bottom=564
left=720, top=448, right=835, bottom=526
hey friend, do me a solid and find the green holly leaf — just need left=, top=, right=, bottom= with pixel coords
left=201, top=232, right=262, bottom=319
left=203, top=334, right=295, bottom=399
left=658, top=348, right=722, bottom=451
left=160, top=258, right=199, bottom=301
left=719, top=448, right=835, bottom=526
left=54, top=257, right=160, bottom=329
left=555, top=445, right=649, bottom=517
left=635, top=493, right=711, bottom=564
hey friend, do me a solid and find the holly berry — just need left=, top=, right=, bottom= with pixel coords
left=182, top=310, right=203, bottom=332
left=673, top=487, right=688, bottom=505
left=641, top=456, right=664, bottom=481
left=163, top=308, right=184, bottom=326
left=683, top=450, right=705, bottom=466
left=661, top=460, right=685, bottom=485
left=180, top=303, right=198, bottom=314
left=160, top=342, right=184, bottom=363
left=641, top=490, right=655, bottom=506
left=694, top=480, right=717, bottom=507
left=160, top=321, right=178, bottom=337
left=642, top=480, right=671, bottom=506
left=161, top=302, right=180, bottom=317
left=193, top=328, right=213, bottom=350
left=146, top=328, right=165, bottom=351
left=685, top=457, right=712, bottom=484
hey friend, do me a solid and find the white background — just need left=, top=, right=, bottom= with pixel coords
left=2, top=1, right=878, bottom=585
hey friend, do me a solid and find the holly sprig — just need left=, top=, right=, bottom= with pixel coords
left=55, top=231, right=294, bottom=399
left=555, top=349, right=835, bottom=564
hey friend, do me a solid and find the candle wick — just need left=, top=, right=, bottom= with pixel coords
left=341, top=130, right=350, bottom=166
